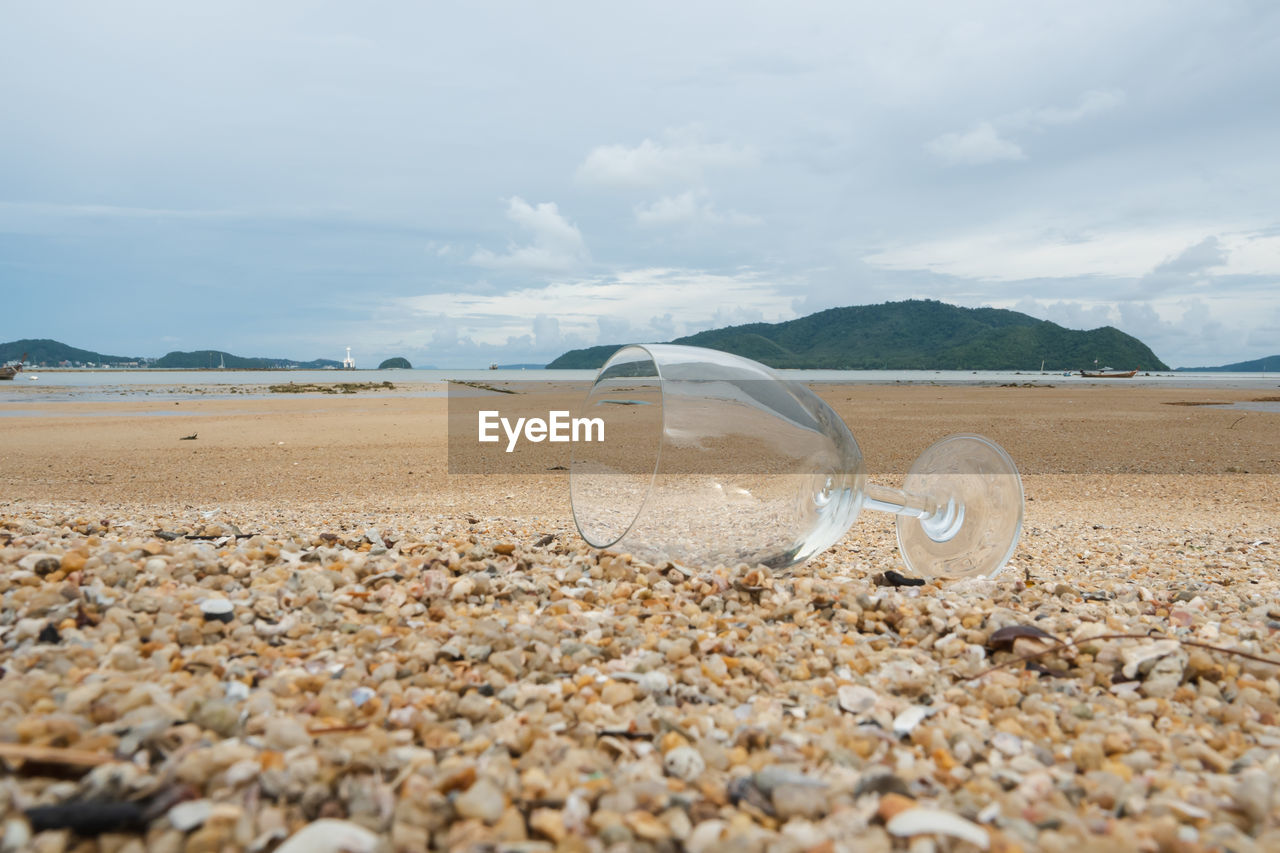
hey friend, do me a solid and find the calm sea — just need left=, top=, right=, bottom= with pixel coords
left=1, top=367, right=1278, bottom=405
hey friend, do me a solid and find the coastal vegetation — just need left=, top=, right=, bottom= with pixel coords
left=154, top=350, right=342, bottom=369
left=1176, top=354, right=1280, bottom=372
left=267, top=381, right=395, bottom=394
left=0, top=338, right=142, bottom=367
left=547, top=300, right=1171, bottom=371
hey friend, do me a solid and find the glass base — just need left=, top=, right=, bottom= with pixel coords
left=895, top=434, right=1023, bottom=579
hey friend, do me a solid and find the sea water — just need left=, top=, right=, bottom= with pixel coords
left=1, top=367, right=1278, bottom=405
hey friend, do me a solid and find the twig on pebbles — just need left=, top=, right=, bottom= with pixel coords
left=973, top=631, right=1280, bottom=680
left=0, top=743, right=118, bottom=770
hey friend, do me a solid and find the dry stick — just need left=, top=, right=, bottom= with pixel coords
left=0, top=743, right=116, bottom=768
left=971, top=632, right=1280, bottom=680
left=1228, top=415, right=1247, bottom=430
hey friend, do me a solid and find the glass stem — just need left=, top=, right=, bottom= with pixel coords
left=863, top=483, right=937, bottom=518
left=864, top=482, right=964, bottom=542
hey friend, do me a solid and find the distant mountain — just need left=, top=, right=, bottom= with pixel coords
left=1175, top=355, right=1280, bottom=372
left=0, top=338, right=143, bottom=367
left=378, top=357, right=412, bottom=369
left=547, top=300, right=1170, bottom=371
left=153, top=350, right=341, bottom=369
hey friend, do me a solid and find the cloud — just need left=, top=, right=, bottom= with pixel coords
left=1010, top=89, right=1126, bottom=131
left=532, top=313, right=561, bottom=350
left=1152, top=236, right=1226, bottom=275
left=925, top=122, right=1024, bottom=166
left=634, top=191, right=762, bottom=228
left=576, top=130, right=758, bottom=189
left=470, top=197, right=588, bottom=272
left=864, top=225, right=1224, bottom=281
left=927, top=90, right=1124, bottom=166
left=398, top=268, right=796, bottom=348
left=1216, top=232, right=1280, bottom=276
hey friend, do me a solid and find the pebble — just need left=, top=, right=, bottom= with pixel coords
left=663, top=746, right=706, bottom=781
left=1234, top=767, right=1273, bottom=830
left=263, top=717, right=311, bottom=750
left=838, top=684, right=878, bottom=715
left=274, top=819, right=380, bottom=853
left=1, top=505, right=1278, bottom=851
left=454, top=778, right=505, bottom=824
left=892, top=705, right=931, bottom=737
left=167, top=800, right=213, bottom=832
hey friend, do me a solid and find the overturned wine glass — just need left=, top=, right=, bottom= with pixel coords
left=569, top=344, right=1022, bottom=579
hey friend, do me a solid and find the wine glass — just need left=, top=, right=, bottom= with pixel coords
left=569, top=344, right=1023, bottom=579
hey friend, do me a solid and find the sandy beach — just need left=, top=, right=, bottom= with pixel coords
left=2, top=382, right=1280, bottom=852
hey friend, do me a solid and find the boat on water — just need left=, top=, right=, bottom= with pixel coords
left=0, top=353, right=28, bottom=380
left=1079, top=368, right=1138, bottom=378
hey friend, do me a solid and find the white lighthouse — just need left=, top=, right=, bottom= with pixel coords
left=343, top=347, right=356, bottom=370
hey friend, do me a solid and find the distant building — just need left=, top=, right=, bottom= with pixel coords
left=343, top=347, right=356, bottom=369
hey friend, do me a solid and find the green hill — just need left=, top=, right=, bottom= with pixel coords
left=378, top=357, right=413, bottom=369
left=1175, top=354, right=1280, bottom=372
left=546, top=300, right=1170, bottom=371
left=0, top=338, right=142, bottom=367
left=152, top=350, right=341, bottom=369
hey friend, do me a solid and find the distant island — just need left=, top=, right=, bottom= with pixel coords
left=0, top=338, right=145, bottom=368
left=153, top=350, right=342, bottom=369
left=378, top=357, right=412, bottom=369
left=1175, top=354, right=1280, bottom=372
left=0, top=339, right=346, bottom=369
left=547, top=300, right=1170, bottom=371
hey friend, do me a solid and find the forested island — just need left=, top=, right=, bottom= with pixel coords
left=547, top=300, right=1170, bottom=371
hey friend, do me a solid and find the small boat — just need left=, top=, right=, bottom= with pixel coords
left=1080, top=368, right=1138, bottom=378
left=489, top=362, right=499, bottom=370
left=0, top=353, right=28, bottom=380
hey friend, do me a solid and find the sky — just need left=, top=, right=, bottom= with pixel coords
left=2, top=1, right=1278, bottom=369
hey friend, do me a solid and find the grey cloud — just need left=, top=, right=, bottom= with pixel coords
left=2, top=2, right=1278, bottom=367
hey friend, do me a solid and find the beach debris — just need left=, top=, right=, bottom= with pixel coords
left=1120, top=638, right=1182, bottom=679
left=179, top=432, right=197, bottom=440
left=199, top=598, right=235, bottom=622
left=854, top=770, right=912, bottom=799
left=25, top=801, right=147, bottom=835
left=886, top=807, right=990, bottom=849
left=986, top=623, right=1059, bottom=651
left=875, top=569, right=925, bottom=587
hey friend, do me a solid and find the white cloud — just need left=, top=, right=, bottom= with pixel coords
left=399, top=268, right=795, bottom=346
left=1215, top=232, right=1280, bottom=276
left=925, top=122, right=1024, bottom=166
left=576, top=130, right=758, bottom=189
left=634, top=191, right=762, bottom=228
left=864, top=226, right=1225, bottom=281
left=927, top=90, right=1125, bottom=166
left=470, top=197, right=587, bottom=272
left=1012, top=89, right=1126, bottom=130
left=532, top=313, right=561, bottom=350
